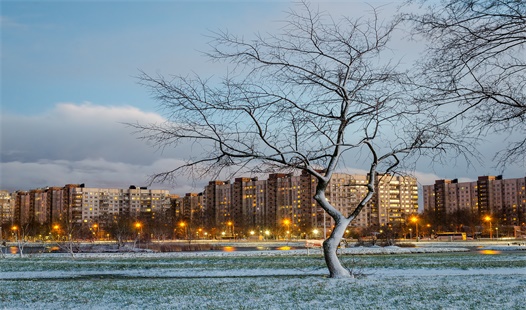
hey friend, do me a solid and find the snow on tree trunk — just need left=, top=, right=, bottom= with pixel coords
left=323, top=217, right=353, bottom=278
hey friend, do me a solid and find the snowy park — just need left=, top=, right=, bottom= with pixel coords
left=1, top=241, right=525, bottom=309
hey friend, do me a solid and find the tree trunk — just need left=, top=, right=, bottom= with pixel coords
left=323, top=217, right=352, bottom=278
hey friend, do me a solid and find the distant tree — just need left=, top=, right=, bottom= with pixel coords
left=10, top=224, right=29, bottom=258
left=51, top=219, right=83, bottom=257
left=133, top=2, right=470, bottom=278
left=106, top=215, right=134, bottom=249
left=406, top=0, right=526, bottom=167
left=146, top=209, right=174, bottom=241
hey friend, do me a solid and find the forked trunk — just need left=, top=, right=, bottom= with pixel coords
left=323, top=217, right=352, bottom=278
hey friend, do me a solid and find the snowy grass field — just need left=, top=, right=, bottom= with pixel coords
left=1, top=243, right=525, bottom=309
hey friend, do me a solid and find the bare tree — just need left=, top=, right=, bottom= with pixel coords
left=11, top=224, right=29, bottom=258
left=406, top=0, right=526, bottom=166
left=133, top=2, right=468, bottom=278
left=51, top=220, right=82, bottom=258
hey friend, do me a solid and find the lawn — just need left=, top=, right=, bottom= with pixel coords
left=1, top=249, right=525, bottom=309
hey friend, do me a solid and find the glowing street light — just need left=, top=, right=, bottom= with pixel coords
left=179, top=222, right=188, bottom=239
left=283, top=219, right=291, bottom=240
left=484, top=216, right=492, bottom=239
left=227, top=221, right=235, bottom=239
left=11, top=225, right=20, bottom=241
left=92, top=223, right=99, bottom=240
left=134, top=222, right=143, bottom=245
left=411, top=216, right=419, bottom=241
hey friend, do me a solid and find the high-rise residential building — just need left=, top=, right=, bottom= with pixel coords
left=13, top=191, right=30, bottom=226
left=4, top=171, right=420, bottom=239
left=0, top=190, right=14, bottom=234
left=46, top=187, right=65, bottom=224
left=178, top=193, right=204, bottom=225
left=232, top=171, right=418, bottom=238
left=231, top=177, right=267, bottom=234
left=9, top=184, right=172, bottom=229
left=423, top=175, right=526, bottom=227
left=326, top=173, right=371, bottom=228
left=375, top=174, right=419, bottom=227
left=311, top=173, right=418, bottom=233
left=203, top=180, right=231, bottom=233
left=267, top=173, right=304, bottom=235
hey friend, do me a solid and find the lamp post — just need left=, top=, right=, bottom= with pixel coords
left=411, top=216, right=419, bottom=241
left=179, top=222, right=187, bottom=240
left=135, top=222, right=142, bottom=248
left=313, top=229, right=319, bottom=239
left=227, top=221, right=234, bottom=240
left=484, top=216, right=492, bottom=239
left=52, top=224, right=60, bottom=240
left=283, top=219, right=291, bottom=240
left=11, top=225, right=19, bottom=242
left=92, top=223, right=99, bottom=241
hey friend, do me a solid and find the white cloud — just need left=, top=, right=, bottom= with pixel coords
left=1, top=102, right=524, bottom=195
left=0, top=102, right=204, bottom=193
left=1, top=102, right=167, bottom=164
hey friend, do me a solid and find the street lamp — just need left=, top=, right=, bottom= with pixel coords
left=92, top=223, right=99, bottom=241
left=52, top=224, right=60, bottom=240
left=227, top=221, right=235, bottom=239
left=313, top=229, right=319, bottom=239
left=484, top=216, right=492, bottom=239
left=11, top=225, right=19, bottom=241
left=135, top=222, right=142, bottom=247
left=283, top=219, right=291, bottom=240
left=179, top=222, right=187, bottom=239
left=411, top=216, right=419, bottom=241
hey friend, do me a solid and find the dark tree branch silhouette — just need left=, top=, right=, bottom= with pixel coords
left=132, top=2, right=471, bottom=278
left=405, top=0, right=526, bottom=167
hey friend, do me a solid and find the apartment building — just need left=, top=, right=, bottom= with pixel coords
left=375, top=174, right=419, bottom=227
left=174, top=193, right=204, bottom=225
left=203, top=180, right=231, bottom=232
left=200, top=172, right=418, bottom=238
left=0, top=190, right=13, bottom=232
left=9, top=184, right=172, bottom=228
left=423, top=175, right=526, bottom=226
left=318, top=173, right=418, bottom=231
left=231, top=177, right=267, bottom=233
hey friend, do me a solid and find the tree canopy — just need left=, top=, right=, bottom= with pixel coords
left=407, top=0, right=526, bottom=166
left=134, top=2, right=474, bottom=278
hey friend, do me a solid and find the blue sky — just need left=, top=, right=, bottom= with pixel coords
left=1, top=0, right=525, bottom=194
left=2, top=0, right=289, bottom=115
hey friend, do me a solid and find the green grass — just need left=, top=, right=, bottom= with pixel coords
left=1, top=252, right=525, bottom=309
left=2, top=251, right=525, bottom=272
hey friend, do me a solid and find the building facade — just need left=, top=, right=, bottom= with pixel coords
left=201, top=172, right=418, bottom=238
left=8, top=184, right=172, bottom=230
left=3, top=171, right=420, bottom=240
left=423, top=175, right=526, bottom=230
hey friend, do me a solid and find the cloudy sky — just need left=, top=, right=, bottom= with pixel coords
left=1, top=0, right=524, bottom=195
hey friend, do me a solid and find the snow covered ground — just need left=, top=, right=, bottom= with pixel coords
left=1, top=241, right=525, bottom=309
